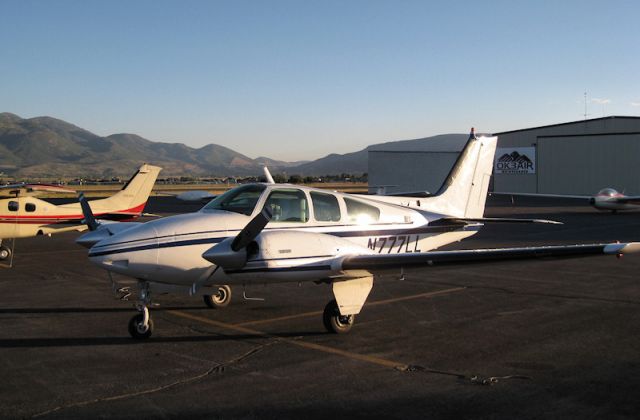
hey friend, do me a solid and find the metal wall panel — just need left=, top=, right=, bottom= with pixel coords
left=538, top=134, right=640, bottom=195
left=493, top=117, right=640, bottom=193
left=368, top=151, right=459, bottom=194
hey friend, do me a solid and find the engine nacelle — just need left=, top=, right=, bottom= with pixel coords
left=252, top=230, right=365, bottom=262
left=203, top=230, right=372, bottom=284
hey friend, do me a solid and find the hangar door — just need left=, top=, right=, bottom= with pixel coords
left=538, top=134, right=640, bottom=195
left=368, top=151, right=459, bottom=194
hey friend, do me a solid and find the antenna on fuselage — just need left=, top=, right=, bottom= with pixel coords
left=263, top=166, right=275, bottom=184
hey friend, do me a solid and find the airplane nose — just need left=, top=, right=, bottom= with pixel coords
left=87, top=224, right=159, bottom=276
left=77, top=229, right=112, bottom=249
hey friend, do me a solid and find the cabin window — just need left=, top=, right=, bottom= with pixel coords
left=344, top=197, right=380, bottom=223
left=8, top=201, right=18, bottom=212
left=311, top=192, right=341, bottom=222
left=25, top=203, right=36, bottom=212
left=264, top=189, right=309, bottom=222
left=202, top=184, right=266, bottom=216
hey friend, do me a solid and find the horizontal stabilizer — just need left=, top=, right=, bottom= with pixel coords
left=491, top=192, right=590, bottom=200
left=431, top=217, right=563, bottom=226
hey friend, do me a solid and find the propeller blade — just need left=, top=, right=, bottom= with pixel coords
left=78, top=192, right=99, bottom=231
left=202, top=207, right=272, bottom=269
left=231, top=207, right=272, bottom=252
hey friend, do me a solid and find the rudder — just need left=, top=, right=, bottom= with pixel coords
left=90, top=164, right=162, bottom=215
left=424, top=129, right=497, bottom=218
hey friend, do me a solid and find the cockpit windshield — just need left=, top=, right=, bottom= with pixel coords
left=597, top=188, right=618, bottom=197
left=202, top=184, right=267, bottom=215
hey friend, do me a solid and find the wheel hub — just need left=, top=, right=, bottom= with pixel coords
left=336, top=315, right=353, bottom=327
left=214, top=288, right=227, bottom=303
left=136, top=322, right=149, bottom=334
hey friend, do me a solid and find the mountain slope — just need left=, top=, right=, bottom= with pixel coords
left=288, top=134, right=468, bottom=176
left=0, top=112, right=467, bottom=177
left=0, top=113, right=283, bottom=177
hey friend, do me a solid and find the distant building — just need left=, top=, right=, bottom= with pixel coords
left=494, top=116, right=640, bottom=195
left=367, top=134, right=468, bottom=195
left=369, top=116, right=640, bottom=196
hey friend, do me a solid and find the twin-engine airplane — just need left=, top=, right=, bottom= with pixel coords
left=495, top=188, right=640, bottom=213
left=0, top=164, right=161, bottom=266
left=76, top=130, right=640, bottom=339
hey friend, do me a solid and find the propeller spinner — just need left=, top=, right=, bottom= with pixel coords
left=202, top=206, right=272, bottom=269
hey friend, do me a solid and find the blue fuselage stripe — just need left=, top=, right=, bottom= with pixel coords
left=88, top=224, right=473, bottom=258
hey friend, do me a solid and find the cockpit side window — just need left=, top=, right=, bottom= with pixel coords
left=202, top=184, right=267, bottom=215
left=264, top=189, right=309, bottom=223
left=311, top=192, right=341, bottom=222
left=344, top=197, right=380, bottom=223
left=8, top=201, right=18, bottom=212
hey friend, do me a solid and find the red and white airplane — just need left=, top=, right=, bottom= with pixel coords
left=495, top=188, right=640, bottom=213
left=0, top=164, right=161, bottom=266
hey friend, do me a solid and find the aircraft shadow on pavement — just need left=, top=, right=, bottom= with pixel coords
left=0, top=306, right=211, bottom=314
left=0, top=331, right=325, bottom=348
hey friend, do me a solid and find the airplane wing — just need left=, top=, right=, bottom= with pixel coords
left=612, top=196, right=640, bottom=204
left=431, top=217, right=562, bottom=226
left=0, top=183, right=76, bottom=197
left=339, top=242, right=640, bottom=272
left=491, top=192, right=591, bottom=200
left=156, top=190, right=216, bottom=203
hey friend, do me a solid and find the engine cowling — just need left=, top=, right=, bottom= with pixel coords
left=202, top=230, right=371, bottom=283
left=253, top=230, right=366, bottom=262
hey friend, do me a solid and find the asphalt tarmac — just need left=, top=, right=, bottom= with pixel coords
left=1, top=196, right=639, bottom=419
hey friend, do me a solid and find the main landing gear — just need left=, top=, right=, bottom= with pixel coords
left=322, top=276, right=373, bottom=334
left=203, top=285, right=232, bottom=308
left=128, top=283, right=154, bottom=339
left=323, top=299, right=355, bottom=334
left=0, top=241, right=11, bottom=261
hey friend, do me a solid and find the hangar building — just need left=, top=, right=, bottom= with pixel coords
left=367, top=134, right=468, bottom=195
left=368, top=116, right=640, bottom=196
left=493, top=116, right=640, bottom=195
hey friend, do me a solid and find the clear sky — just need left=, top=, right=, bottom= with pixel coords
left=1, top=0, right=639, bottom=161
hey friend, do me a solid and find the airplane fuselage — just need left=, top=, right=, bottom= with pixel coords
left=0, top=196, right=146, bottom=239
left=87, top=185, right=482, bottom=286
left=591, top=191, right=640, bottom=211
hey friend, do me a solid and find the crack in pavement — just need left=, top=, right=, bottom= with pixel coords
left=30, top=343, right=271, bottom=418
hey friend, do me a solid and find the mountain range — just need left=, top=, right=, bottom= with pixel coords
left=0, top=112, right=466, bottom=177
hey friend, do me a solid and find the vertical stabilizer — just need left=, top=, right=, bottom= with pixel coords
left=426, top=129, right=497, bottom=218
left=90, top=164, right=162, bottom=214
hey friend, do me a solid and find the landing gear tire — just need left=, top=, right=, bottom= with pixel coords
left=204, top=285, right=232, bottom=308
left=0, top=245, right=11, bottom=261
left=323, top=299, right=355, bottom=334
left=128, top=313, right=154, bottom=339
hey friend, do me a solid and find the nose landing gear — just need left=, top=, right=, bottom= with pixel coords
left=128, top=283, right=154, bottom=339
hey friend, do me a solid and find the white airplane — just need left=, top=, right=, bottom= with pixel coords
left=161, top=168, right=275, bottom=203
left=76, top=130, right=639, bottom=339
left=494, top=188, right=640, bottom=213
left=0, top=164, right=161, bottom=266
left=156, top=190, right=216, bottom=203
left=174, top=190, right=217, bottom=203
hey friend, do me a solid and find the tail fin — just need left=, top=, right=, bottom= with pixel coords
left=90, top=164, right=162, bottom=215
left=425, top=129, right=497, bottom=218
